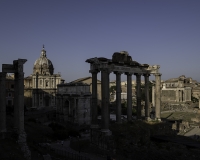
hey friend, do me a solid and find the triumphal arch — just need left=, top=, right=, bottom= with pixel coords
left=86, top=51, right=161, bottom=137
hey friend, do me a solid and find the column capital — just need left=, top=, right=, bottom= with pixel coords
left=154, top=73, right=162, bottom=76
left=89, top=69, right=99, bottom=74
left=125, top=72, right=132, bottom=76
left=134, top=73, right=142, bottom=76
left=113, top=71, right=123, bottom=75
left=101, top=68, right=111, bottom=74
left=143, top=73, right=150, bottom=77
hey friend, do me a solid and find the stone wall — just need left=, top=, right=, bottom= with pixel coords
left=161, top=90, right=176, bottom=101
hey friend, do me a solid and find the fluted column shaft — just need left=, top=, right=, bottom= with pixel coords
left=135, top=73, right=141, bottom=119
left=144, top=74, right=150, bottom=120
left=101, top=69, right=110, bottom=130
left=0, top=72, right=6, bottom=133
left=126, top=73, right=132, bottom=121
left=114, top=72, right=122, bottom=123
left=155, top=73, right=161, bottom=120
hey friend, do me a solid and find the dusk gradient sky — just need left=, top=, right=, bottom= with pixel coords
left=0, top=0, right=200, bottom=82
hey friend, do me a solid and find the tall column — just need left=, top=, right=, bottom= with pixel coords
left=126, top=72, right=132, bottom=121
left=14, top=59, right=27, bottom=134
left=135, top=73, right=141, bottom=119
left=0, top=72, right=7, bottom=134
left=18, top=72, right=25, bottom=133
left=152, top=86, right=155, bottom=107
left=101, top=68, right=111, bottom=134
left=144, top=74, right=150, bottom=121
left=14, top=72, right=19, bottom=130
left=90, top=70, right=99, bottom=127
left=114, top=71, right=122, bottom=123
left=155, top=73, right=161, bottom=121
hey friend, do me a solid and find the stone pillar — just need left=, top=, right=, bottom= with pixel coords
left=114, top=71, right=122, bottom=123
left=101, top=69, right=111, bottom=134
left=152, top=85, right=155, bottom=107
left=18, top=72, right=25, bottom=133
left=155, top=73, right=161, bottom=121
left=144, top=74, right=150, bottom=121
left=126, top=72, right=132, bottom=121
left=90, top=70, right=99, bottom=127
left=14, top=59, right=27, bottom=134
left=0, top=72, right=7, bottom=134
left=135, top=73, right=141, bottom=119
left=14, top=72, right=19, bottom=130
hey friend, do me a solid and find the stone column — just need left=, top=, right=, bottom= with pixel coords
left=152, top=85, right=155, bottom=107
left=0, top=72, right=7, bottom=134
left=14, top=72, right=19, bottom=130
left=155, top=73, right=161, bottom=121
left=14, top=59, right=27, bottom=134
left=144, top=74, right=150, bottom=121
left=126, top=72, right=132, bottom=121
left=101, top=68, right=111, bottom=134
left=135, top=73, right=141, bottom=119
left=114, top=71, right=122, bottom=123
left=90, top=70, right=99, bottom=127
left=18, top=72, right=25, bottom=133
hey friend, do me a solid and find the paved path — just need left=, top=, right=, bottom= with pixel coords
left=50, top=140, right=106, bottom=160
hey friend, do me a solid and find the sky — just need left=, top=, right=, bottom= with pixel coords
left=0, top=0, right=200, bottom=82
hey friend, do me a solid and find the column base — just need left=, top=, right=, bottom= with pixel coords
left=156, top=118, right=162, bottom=122
left=145, top=117, right=151, bottom=121
left=101, top=129, right=112, bottom=136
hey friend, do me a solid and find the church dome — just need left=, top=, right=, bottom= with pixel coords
left=33, top=46, right=54, bottom=75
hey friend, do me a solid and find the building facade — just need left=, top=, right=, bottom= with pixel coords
left=158, top=75, right=192, bottom=105
left=24, top=46, right=63, bottom=108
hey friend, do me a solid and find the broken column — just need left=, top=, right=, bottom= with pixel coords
left=0, top=72, right=7, bottom=135
left=14, top=59, right=27, bottom=134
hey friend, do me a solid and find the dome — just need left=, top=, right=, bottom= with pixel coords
left=33, top=46, right=54, bottom=75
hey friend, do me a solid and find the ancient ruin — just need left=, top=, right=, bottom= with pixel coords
left=0, top=59, right=31, bottom=159
left=56, top=82, right=91, bottom=125
left=86, top=51, right=162, bottom=147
